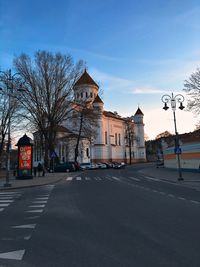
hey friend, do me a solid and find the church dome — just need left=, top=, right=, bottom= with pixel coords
left=74, top=69, right=99, bottom=88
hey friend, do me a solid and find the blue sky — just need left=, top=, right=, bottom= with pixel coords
left=1, top=0, right=200, bottom=139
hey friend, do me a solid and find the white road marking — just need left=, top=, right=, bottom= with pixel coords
left=44, top=185, right=55, bottom=189
left=190, top=200, right=200, bottom=204
left=0, top=200, right=14, bottom=203
left=25, top=216, right=40, bottom=220
left=85, top=177, right=91, bottom=181
left=112, top=176, right=120, bottom=181
left=0, top=203, right=10, bottom=207
left=32, top=201, right=47, bottom=204
left=0, top=197, right=14, bottom=199
left=24, top=235, right=31, bottom=240
left=152, top=189, right=158, bottom=193
left=66, top=177, right=73, bottom=181
left=168, top=194, right=175, bottom=198
left=76, top=177, right=82, bottom=180
left=25, top=209, right=43, bottom=213
left=178, top=197, right=186, bottom=201
left=0, top=192, right=21, bottom=195
left=159, top=192, right=166, bottom=195
left=0, top=249, right=25, bottom=260
left=12, top=224, right=36, bottom=229
left=145, top=176, right=159, bottom=181
left=29, top=205, right=45, bottom=208
left=129, top=177, right=140, bottom=181
left=35, top=197, right=49, bottom=200
left=0, top=208, right=5, bottom=212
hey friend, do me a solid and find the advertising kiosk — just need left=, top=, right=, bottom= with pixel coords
left=16, top=134, right=33, bottom=179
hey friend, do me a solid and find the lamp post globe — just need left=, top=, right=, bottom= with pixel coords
left=161, top=93, right=185, bottom=181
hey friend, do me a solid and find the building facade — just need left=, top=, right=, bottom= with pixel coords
left=33, top=70, right=146, bottom=165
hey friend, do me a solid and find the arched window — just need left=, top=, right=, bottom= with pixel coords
left=86, top=148, right=89, bottom=158
left=105, top=131, right=108, bottom=144
left=81, top=92, right=83, bottom=98
left=86, top=92, right=88, bottom=98
left=90, top=92, right=93, bottom=98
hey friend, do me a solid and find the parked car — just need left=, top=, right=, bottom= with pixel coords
left=97, top=163, right=107, bottom=169
left=54, top=162, right=75, bottom=172
left=113, top=162, right=126, bottom=169
left=80, top=163, right=96, bottom=170
left=113, top=162, right=122, bottom=169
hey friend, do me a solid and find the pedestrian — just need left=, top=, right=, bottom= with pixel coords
left=37, top=162, right=43, bottom=177
left=42, top=165, right=46, bottom=177
left=33, top=167, right=37, bottom=177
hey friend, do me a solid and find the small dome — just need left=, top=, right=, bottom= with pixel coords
left=135, top=108, right=144, bottom=115
left=16, top=134, right=33, bottom=146
left=74, top=69, right=99, bottom=88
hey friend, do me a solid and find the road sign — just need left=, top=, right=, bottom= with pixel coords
left=50, top=151, right=57, bottom=158
left=174, top=147, right=182, bottom=154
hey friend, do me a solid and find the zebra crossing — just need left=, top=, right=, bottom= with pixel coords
left=0, top=184, right=55, bottom=262
left=65, top=175, right=160, bottom=183
left=66, top=176, right=125, bottom=182
left=0, top=191, right=22, bottom=212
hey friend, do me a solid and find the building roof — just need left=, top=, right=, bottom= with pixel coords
left=93, top=94, right=104, bottom=104
left=103, top=111, right=125, bottom=121
left=135, top=107, right=144, bottom=115
left=74, top=69, right=99, bottom=87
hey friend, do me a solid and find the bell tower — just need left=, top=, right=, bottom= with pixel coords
left=133, top=108, right=146, bottom=162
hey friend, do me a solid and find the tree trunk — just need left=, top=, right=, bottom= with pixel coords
left=74, top=113, right=83, bottom=163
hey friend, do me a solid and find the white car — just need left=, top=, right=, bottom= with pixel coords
left=80, top=163, right=97, bottom=170
left=97, top=163, right=107, bottom=169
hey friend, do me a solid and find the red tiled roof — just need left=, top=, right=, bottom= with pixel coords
left=74, top=70, right=99, bottom=87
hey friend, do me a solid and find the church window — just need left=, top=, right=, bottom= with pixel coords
left=58, top=144, right=62, bottom=159
left=115, top=133, right=117, bottom=145
left=86, top=148, right=89, bottom=158
left=118, top=133, right=121, bottom=145
left=77, top=93, right=79, bottom=98
left=90, top=92, right=93, bottom=98
left=81, top=92, right=83, bottom=98
left=105, top=131, right=108, bottom=144
left=86, top=92, right=88, bottom=98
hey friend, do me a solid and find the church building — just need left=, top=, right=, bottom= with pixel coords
left=33, top=70, right=146, bottom=165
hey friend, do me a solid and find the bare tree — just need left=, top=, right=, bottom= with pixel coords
left=13, top=50, right=84, bottom=166
left=155, top=131, right=172, bottom=140
left=0, top=70, right=22, bottom=161
left=184, top=68, right=200, bottom=126
left=124, top=117, right=135, bottom=165
left=70, top=101, right=99, bottom=163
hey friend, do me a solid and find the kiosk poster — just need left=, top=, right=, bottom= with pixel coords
left=19, top=146, right=32, bottom=169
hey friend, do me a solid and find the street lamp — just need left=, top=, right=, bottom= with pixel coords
left=0, top=69, right=23, bottom=187
left=161, top=93, right=185, bottom=181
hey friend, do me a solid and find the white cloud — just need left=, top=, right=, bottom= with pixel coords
left=130, top=87, right=166, bottom=94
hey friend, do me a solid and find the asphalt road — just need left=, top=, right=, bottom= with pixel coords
left=0, top=165, right=200, bottom=266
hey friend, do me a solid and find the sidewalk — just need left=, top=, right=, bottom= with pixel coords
left=0, top=171, right=77, bottom=191
left=138, top=163, right=200, bottom=189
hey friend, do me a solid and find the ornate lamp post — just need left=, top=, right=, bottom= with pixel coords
left=0, top=69, right=23, bottom=187
left=161, top=93, right=185, bottom=181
